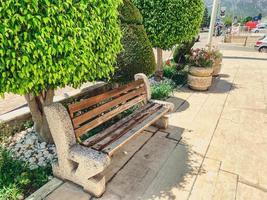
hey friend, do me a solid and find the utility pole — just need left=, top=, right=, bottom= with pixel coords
left=207, top=0, right=220, bottom=49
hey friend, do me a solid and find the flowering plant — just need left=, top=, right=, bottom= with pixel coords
left=210, top=46, right=223, bottom=61
left=188, top=48, right=214, bottom=68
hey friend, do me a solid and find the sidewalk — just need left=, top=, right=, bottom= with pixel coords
left=33, top=51, right=267, bottom=200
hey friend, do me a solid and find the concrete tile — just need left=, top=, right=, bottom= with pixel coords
left=142, top=144, right=203, bottom=200
left=45, top=182, right=91, bottom=200
left=104, top=131, right=154, bottom=181
left=236, top=182, right=267, bottom=200
left=189, top=158, right=221, bottom=200
left=102, top=132, right=178, bottom=200
left=213, top=170, right=238, bottom=200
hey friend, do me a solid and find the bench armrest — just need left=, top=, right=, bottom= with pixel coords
left=135, top=73, right=151, bottom=101
left=149, top=99, right=175, bottom=113
left=69, top=144, right=110, bottom=168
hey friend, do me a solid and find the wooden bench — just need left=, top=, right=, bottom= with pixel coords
left=44, top=74, right=174, bottom=197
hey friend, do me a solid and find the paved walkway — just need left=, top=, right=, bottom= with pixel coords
left=39, top=51, right=267, bottom=200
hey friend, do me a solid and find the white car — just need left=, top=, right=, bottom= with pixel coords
left=251, top=26, right=267, bottom=33
left=255, top=35, right=267, bottom=53
left=256, top=23, right=267, bottom=29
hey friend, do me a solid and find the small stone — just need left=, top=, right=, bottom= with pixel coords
left=25, top=138, right=34, bottom=145
left=17, top=194, right=24, bottom=200
left=38, top=157, right=45, bottom=162
left=24, top=150, right=32, bottom=158
left=38, top=161, right=46, bottom=167
left=40, top=142, right=47, bottom=149
left=29, top=157, right=37, bottom=164
left=29, top=164, right=38, bottom=170
left=20, top=130, right=27, bottom=135
left=27, top=127, right=33, bottom=133
left=43, top=150, right=50, bottom=156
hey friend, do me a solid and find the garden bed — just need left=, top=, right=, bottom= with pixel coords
left=0, top=127, right=57, bottom=200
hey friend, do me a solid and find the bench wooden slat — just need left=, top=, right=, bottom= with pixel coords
left=91, top=103, right=163, bottom=152
left=101, top=106, right=169, bottom=156
left=82, top=102, right=155, bottom=147
left=68, top=79, right=144, bottom=117
left=72, top=86, right=146, bottom=129
left=74, top=94, right=147, bottom=138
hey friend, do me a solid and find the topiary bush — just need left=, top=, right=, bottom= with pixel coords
left=0, top=0, right=122, bottom=142
left=133, top=0, right=205, bottom=73
left=115, top=0, right=156, bottom=82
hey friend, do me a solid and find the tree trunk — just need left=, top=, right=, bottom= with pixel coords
left=24, top=89, right=55, bottom=144
left=155, top=47, right=163, bottom=81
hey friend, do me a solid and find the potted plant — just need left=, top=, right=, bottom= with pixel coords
left=187, top=48, right=214, bottom=91
left=211, top=47, right=223, bottom=76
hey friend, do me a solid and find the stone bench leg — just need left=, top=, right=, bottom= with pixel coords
left=153, top=115, right=170, bottom=129
left=44, top=103, right=110, bottom=197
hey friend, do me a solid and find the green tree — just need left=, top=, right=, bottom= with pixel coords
left=133, top=0, right=204, bottom=77
left=242, top=16, right=253, bottom=23
left=202, top=7, right=209, bottom=28
left=116, top=0, right=156, bottom=82
left=224, top=15, right=233, bottom=27
left=0, top=0, right=122, bottom=143
left=258, top=13, right=262, bottom=20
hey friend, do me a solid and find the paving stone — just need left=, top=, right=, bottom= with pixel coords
left=160, top=125, right=184, bottom=141
left=104, top=131, right=154, bottom=181
left=45, top=182, right=91, bottom=200
left=101, top=132, right=178, bottom=200
left=236, top=182, right=267, bottom=200
left=213, top=170, right=238, bottom=200
left=142, top=144, right=203, bottom=200
left=189, top=158, right=221, bottom=200
left=144, top=126, right=159, bottom=133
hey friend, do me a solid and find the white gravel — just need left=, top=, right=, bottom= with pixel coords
left=5, top=127, right=57, bottom=170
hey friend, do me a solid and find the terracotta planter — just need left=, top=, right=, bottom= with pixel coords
left=212, top=58, right=222, bottom=76
left=188, top=67, right=213, bottom=91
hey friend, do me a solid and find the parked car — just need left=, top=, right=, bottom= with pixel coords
left=251, top=27, right=267, bottom=33
left=256, top=23, right=267, bottom=29
left=255, top=35, right=267, bottom=53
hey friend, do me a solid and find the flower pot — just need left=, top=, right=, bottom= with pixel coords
left=189, top=66, right=213, bottom=77
left=188, top=67, right=213, bottom=91
left=212, top=59, right=222, bottom=76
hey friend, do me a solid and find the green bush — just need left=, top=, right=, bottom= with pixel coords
left=163, top=65, right=189, bottom=86
left=173, top=40, right=195, bottom=64
left=163, top=66, right=177, bottom=79
left=115, top=0, right=156, bottom=82
left=0, top=0, right=122, bottom=142
left=0, top=148, right=52, bottom=199
left=151, top=80, right=175, bottom=100
left=133, top=0, right=204, bottom=49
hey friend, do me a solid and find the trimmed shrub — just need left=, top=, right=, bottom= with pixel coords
left=133, top=0, right=204, bottom=49
left=115, top=0, right=156, bottom=82
left=0, top=0, right=122, bottom=142
left=133, top=0, right=204, bottom=72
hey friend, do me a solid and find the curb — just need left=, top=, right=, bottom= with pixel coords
left=25, top=178, right=63, bottom=200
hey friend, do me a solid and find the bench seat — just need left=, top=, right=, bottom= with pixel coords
left=82, top=101, right=171, bottom=156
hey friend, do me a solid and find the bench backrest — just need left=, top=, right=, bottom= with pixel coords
left=68, top=79, right=148, bottom=140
